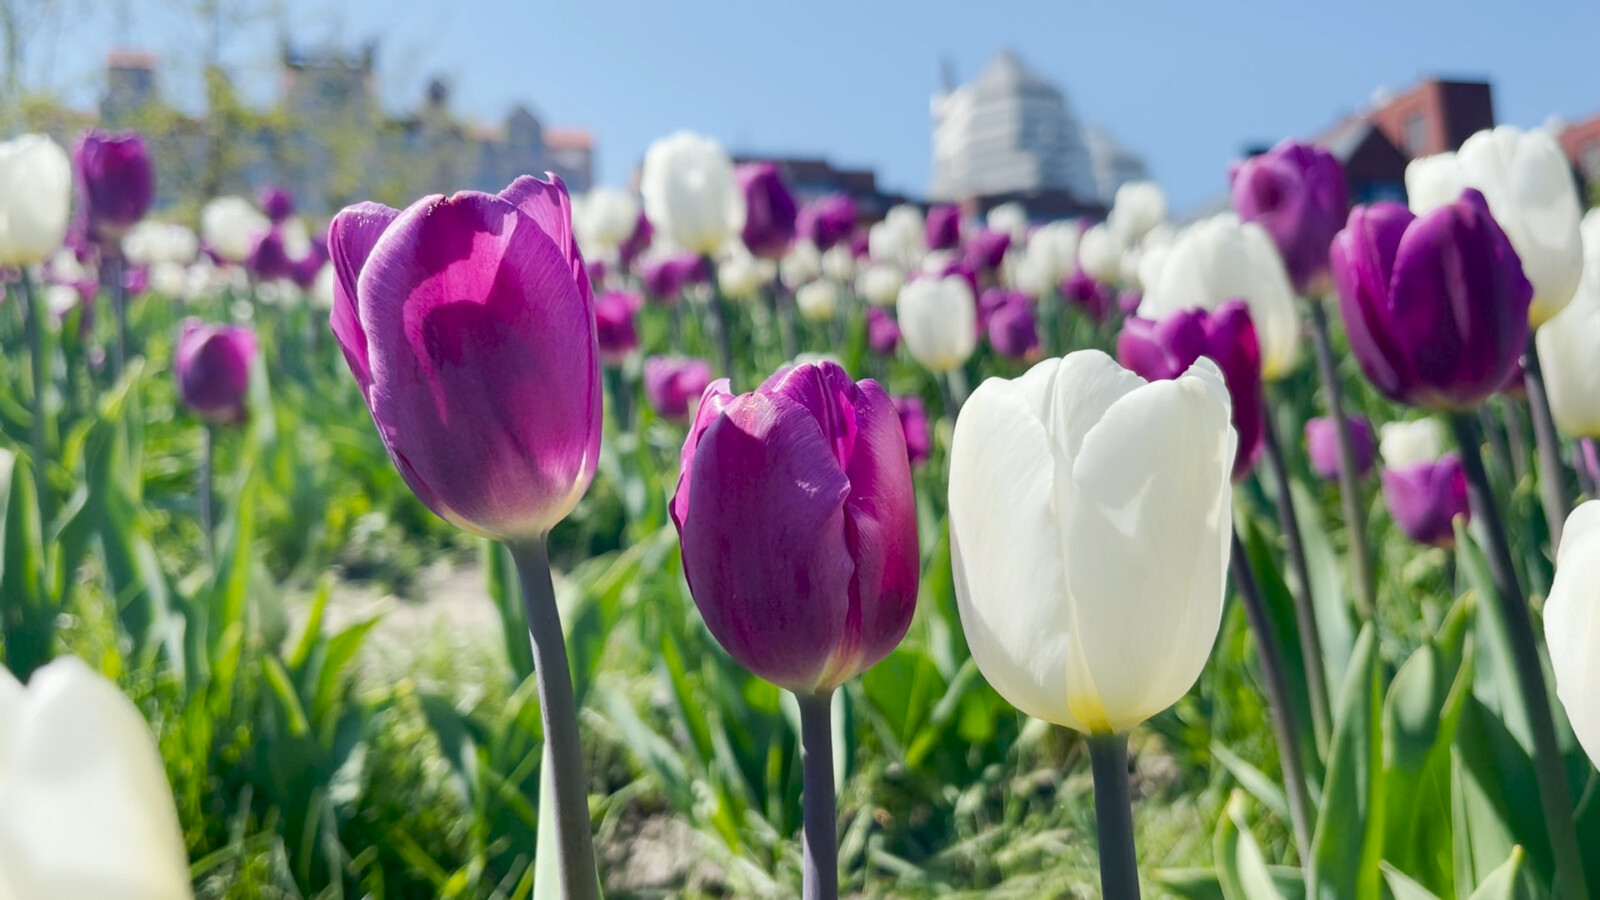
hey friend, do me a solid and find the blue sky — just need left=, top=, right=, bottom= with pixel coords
left=32, top=0, right=1600, bottom=212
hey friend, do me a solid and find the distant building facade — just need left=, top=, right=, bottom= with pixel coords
left=1365, top=79, right=1495, bottom=159
left=1556, top=113, right=1600, bottom=196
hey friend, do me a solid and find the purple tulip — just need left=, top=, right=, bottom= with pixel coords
left=259, top=186, right=296, bottom=223
left=122, top=264, right=149, bottom=295
left=1304, top=415, right=1375, bottom=480
left=1231, top=140, right=1348, bottom=295
left=892, top=395, right=931, bottom=467
left=737, top=162, right=798, bottom=260
left=1331, top=190, right=1531, bottom=411
left=73, top=130, right=155, bottom=243
left=1061, top=268, right=1115, bottom=323
left=798, top=193, right=858, bottom=252
left=175, top=319, right=257, bottom=424
left=670, top=361, right=918, bottom=693
left=1382, top=455, right=1470, bottom=548
left=644, top=356, right=713, bottom=420
left=925, top=204, right=962, bottom=251
left=981, top=289, right=1038, bottom=360
left=641, top=253, right=707, bottom=302
left=327, top=175, right=600, bottom=541
left=595, top=290, right=642, bottom=363
left=291, top=235, right=328, bottom=291
left=587, top=257, right=608, bottom=289
left=1116, top=288, right=1143, bottom=316
left=248, top=227, right=296, bottom=282
left=847, top=228, right=871, bottom=259
left=934, top=257, right=980, bottom=305
left=866, top=306, right=900, bottom=356
left=965, top=229, right=1011, bottom=273
left=619, top=211, right=654, bottom=270
left=1118, top=301, right=1264, bottom=481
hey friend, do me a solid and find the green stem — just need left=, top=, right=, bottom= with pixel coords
left=1229, top=527, right=1315, bottom=860
left=1088, top=733, right=1141, bottom=899
left=797, top=691, right=839, bottom=900
left=1522, top=337, right=1569, bottom=547
left=508, top=537, right=600, bottom=900
left=1307, top=298, right=1376, bottom=619
left=1448, top=413, right=1588, bottom=898
left=21, top=271, right=50, bottom=517
left=705, top=255, right=736, bottom=380
left=1574, top=439, right=1597, bottom=499
left=108, top=254, right=127, bottom=379
left=200, top=423, right=215, bottom=569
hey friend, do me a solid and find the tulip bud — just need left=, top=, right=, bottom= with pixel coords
left=1106, top=181, right=1166, bottom=243
left=671, top=361, right=919, bottom=693
left=573, top=187, right=640, bottom=256
left=1406, top=127, right=1584, bottom=327
left=618, top=210, right=653, bottom=269
left=595, top=290, right=642, bottom=364
left=717, top=249, right=775, bottom=301
left=1118, top=301, right=1263, bottom=481
left=897, top=275, right=977, bottom=374
left=795, top=278, right=842, bottom=322
left=0, top=134, right=73, bottom=268
left=1076, top=223, right=1124, bottom=283
left=866, top=306, right=900, bottom=356
left=965, top=228, right=1011, bottom=273
left=175, top=319, right=257, bottom=424
left=1381, top=454, right=1469, bottom=548
left=1013, top=221, right=1079, bottom=299
left=980, top=289, right=1038, bottom=360
left=259, top=185, right=295, bottom=223
left=328, top=175, right=600, bottom=541
left=1331, top=191, right=1531, bottom=411
left=1379, top=418, right=1445, bottom=468
left=123, top=221, right=198, bottom=266
left=797, top=193, right=858, bottom=252
left=1546, top=501, right=1600, bottom=769
left=855, top=262, right=904, bottom=308
left=925, top=204, right=962, bottom=251
left=1304, top=415, right=1374, bottom=480
left=869, top=205, right=926, bottom=270
left=641, top=253, right=707, bottom=302
left=949, top=350, right=1235, bottom=734
left=0, top=656, right=194, bottom=900
left=1230, top=140, right=1348, bottom=295
left=1534, top=250, right=1600, bottom=437
left=73, top=130, right=156, bottom=245
left=1061, top=268, right=1115, bottom=323
left=986, top=202, right=1030, bottom=242
left=640, top=131, right=745, bottom=256
left=892, top=395, right=930, bottom=466
left=201, top=196, right=270, bottom=264
left=248, top=227, right=296, bottom=282
left=736, top=162, right=798, bottom=260
left=644, top=355, right=713, bottom=419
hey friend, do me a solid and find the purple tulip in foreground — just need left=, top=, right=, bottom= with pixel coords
left=175, top=319, right=257, bottom=424
left=1232, top=140, right=1348, bottom=295
left=737, top=162, right=798, bottom=259
left=1305, top=415, right=1374, bottom=480
left=1330, top=190, right=1531, bottom=411
left=643, top=355, right=713, bottom=420
left=1382, top=455, right=1469, bottom=548
left=73, top=130, right=155, bottom=243
left=1118, top=301, right=1263, bottom=481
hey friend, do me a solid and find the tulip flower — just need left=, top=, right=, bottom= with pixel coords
left=1075, top=223, right=1124, bottom=283
left=897, top=274, right=977, bottom=375
left=73, top=130, right=155, bottom=245
left=866, top=306, right=900, bottom=356
left=949, top=349, right=1232, bottom=896
left=1061, top=268, right=1115, bottom=323
left=795, top=278, right=841, bottom=322
left=124, top=221, right=198, bottom=266
left=821, top=243, right=856, bottom=283
left=1231, top=140, right=1348, bottom=295
left=0, top=656, right=195, bottom=900
left=717, top=249, right=775, bottom=301
left=1141, top=213, right=1300, bottom=380
left=594, top=290, right=642, bottom=364
left=248, top=227, right=297, bottom=282
left=1331, top=191, right=1530, bottom=410
left=201, top=196, right=270, bottom=265
left=640, top=131, right=745, bottom=256
left=1546, top=501, right=1600, bottom=769
left=1014, top=221, right=1079, bottom=299
left=1106, top=181, right=1166, bottom=242
left=965, top=228, right=1011, bottom=273
left=1118, top=301, right=1262, bottom=481
left=981, top=289, right=1038, bottom=360
left=1534, top=250, right=1600, bottom=437
left=856, top=262, right=904, bottom=308
left=798, top=193, right=858, bottom=252
left=258, top=185, right=294, bottom=223
left=573, top=187, right=640, bottom=256
left=0, top=134, right=73, bottom=268
left=176, top=319, right=257, bottom=424
left=869, top=205, right=926, bottom=269
left=925, top=203, right=962, bottom=251
left=780, top=239, right=824, bottom=288
left=1305, top=415, right=1374, bottom=479
left=644, top=356, right=713, bottom=420
left=1379, top=418, right=1445, bottom=468
left=736, top=162, right=798, bottom=260
left=1405, top=127, right=1583, bottom=327
left=986, top=202, right=1030, bottom=242
left=641, top=252, right=707, bottom=302
left=1381, top=454, right=1469, bottom=548
left=618, top=210, right=653, bottom=269
left=892, top=395, right=930, bottom=466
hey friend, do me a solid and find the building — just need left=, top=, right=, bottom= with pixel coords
left=1314, top=118, right=1410, bottom=205
left=1556, top=113, right=1600, bottom=194
left=1365, top=78, right=1495, bottom=159
left=1082, top=124, right=1150, bottom=205
left=929, top=50, right=1109, bottom=210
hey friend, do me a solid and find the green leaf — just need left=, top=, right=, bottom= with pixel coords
left=1215, top=792, right=1293, bottom=900
left=1379, top=863, right=1444, bottom=900
left=1288, top=479, right=1357, bottom=693
left=1309, top=624, right=1382, bottom=900
left=0, top=453, right=50, bottom=679
left=1452, top=698, right=1553, bottom=892
left=1465, top=847, right=1544, bottom=900
left=263, top=654, right=311, bottom=738
left=1213, top=741, right=1290, bottom=823
left=1241, top=512, right=1323, bottom=789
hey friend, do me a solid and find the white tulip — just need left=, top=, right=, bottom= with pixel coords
left=149, top=262, right=189, bottom=298
left=795, top=278, right=843, bottom=322
left=0, top=134, right=73, bottom=268
left=897, top=275, right=977, bottom=373
left=780, top=239, right=823, bottom=288
left=124, top=222, right=199, bottom=267
left=986, top=202, right=1030, bottom=242
left=45, top=284, right=80, bottom=318
left=1407, top=127, right=1585, bottom=327
left=1379, top=419, right=1445, bottom=468
left=575, top=187, right=640, bottom=254
left=1076, top=223, right=1124, bottom=283
left=1141, top=213, right=1301, bottom=380
left=856, top=262, right=904, bottom=307
left=309, top=262, right=337, bottom=311
left=1536, top=247, right=1600, bottom=437
left=0, top=656, right=194, bottom=900
left=639, top=131, right=745, bottom=256
left=821, top=244, right=856, bottom=283
left=200, top=196, right=270, bottom=264
left=1582, top=208, right=1600, bottom=263
left=868, top=205, right=926, bottom=270
left=1014, top=222, right=1079, bottom=298
left=1107, top=181, right=1166, bottom=243
left=1545, top=501, right=1600, bottom=768
left=949, top=350, right=1235, bottom=734
left=717, top=248, right=774, bottom=301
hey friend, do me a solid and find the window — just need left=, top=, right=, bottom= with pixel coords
left=1403, top=112, right=1429, bottom=157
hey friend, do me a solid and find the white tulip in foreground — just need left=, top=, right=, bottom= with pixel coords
left=639, top=131, right=745, bottom=256
left=0, top=134, right=73, bottom=268
left=1545, top=501, right=1600, bottom=769
left=948, top=350, right=1236, bottom=734
left=1406, top=126, right=1584, bottom=327
left=1536, top=247, right=1600, bottom=437
left=896, top=275, right=977, bottom=374
left=0, top=656, right=193, bottom=900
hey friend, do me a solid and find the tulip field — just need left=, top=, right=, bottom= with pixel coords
left=3, top=121, right=1600, bottom=900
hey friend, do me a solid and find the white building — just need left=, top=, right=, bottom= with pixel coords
left=1082, top=124, right=1150, bottom=205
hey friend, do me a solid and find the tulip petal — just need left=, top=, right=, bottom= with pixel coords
left=327, top=201, right=401, bottom=388
left=499, top=174, right=590, bottom=306
left=1062, top=360, right=1234, bottom=733
left=1546, top=502, right=1600, bottom=768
